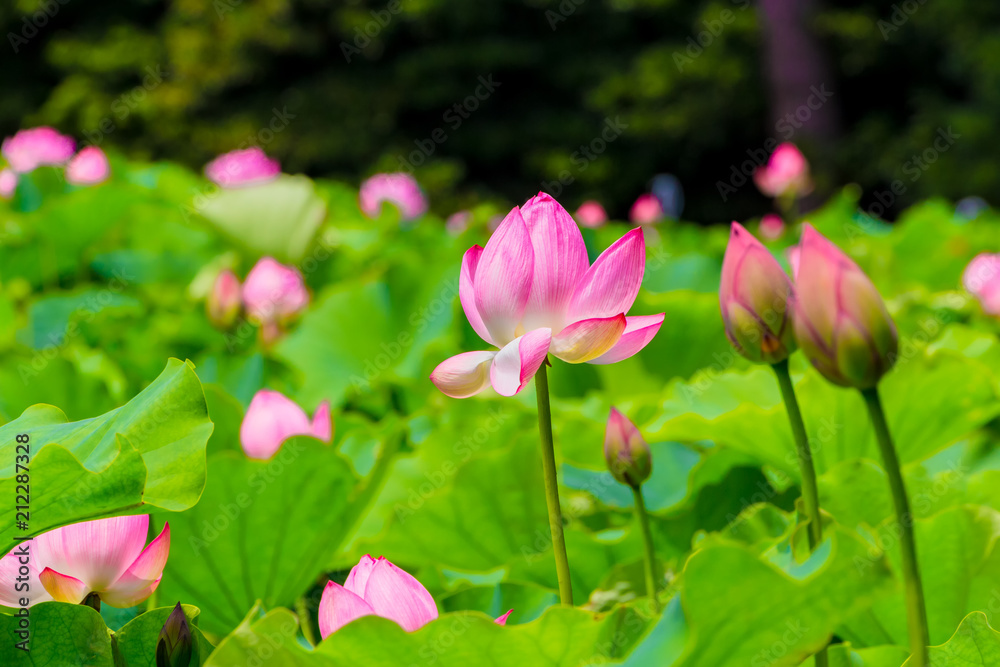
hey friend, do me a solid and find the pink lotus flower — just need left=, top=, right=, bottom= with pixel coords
left=446, top=210, right=472, bottom=235
left=629, top=194, right=663, bottom=225
left=240, top=389, right=332, bottom=460
left=359, top=173, right=428, bottom=221
left=2, top=127, right=75, bottom=173
left=792, top=224, right=897, bottom=388
left=962, top=253, right=1000, bottom=317
left=0, top=515, right=169, bottom=608
left=720, top=222, right=796, bottom=364
left=786, top=244, right=801, bottom=278
left=319, top=555, right=511, bottom=637
left=242, top=257, right=309, bottom=325
left=430, top=193, right=664, bottom=398
left=605, top=408, right=651, bottom=487
left=0, top=168, right=16, bottom=199
left=207, top=269, right=242, bottom=328
left=204, top=147, right=281, bottom=188
left=66, top=146, right=111, bottom=186
left=759, top=213, right=785, bottom=241
left=754, top=143, right=813, bottom=198
left=575, top=200, right=608, bottom=228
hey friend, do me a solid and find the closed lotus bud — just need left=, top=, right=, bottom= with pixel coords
left=206, top=269, right=242, bottom=328
left=792, top=224, right=898, bottom=388
left=156, top=603, right=195, bottom=667
left=719, top=222, right=796, bottom=364
left=604, top=408, right=651, bottom=487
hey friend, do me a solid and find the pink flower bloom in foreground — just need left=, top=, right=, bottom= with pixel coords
left=319, top=556, right=510, bottom=637
left=575, top=200, right=608, bottom=228
left=2, top=127, right=75, bottom=173
left=240, top=389, right=332, bottom=460
left=962, top=253, right=1000, bottom=317
left=66, top=146, right=110, bottom=186
left=792, top=224, right=897, bottom=389
left=605, top=408, right=651, bottom=487
left=204, top=147, right=280, bottom=188
left=430, top=193, right=664, bottom=398
left=754, top=143, right=812, bottom=199
left=629, top=194, right=663, bottom=225
left=0, top=168, right=16, bottom=199
left=720, top=222, right=796, bottom=364
left=242, top=257, right=309, bottom=324
left=359, top=173, right=428, bottom=221
left=759, top=213, right=785, bottom=241
left=0, top=515, right=169, bottom=608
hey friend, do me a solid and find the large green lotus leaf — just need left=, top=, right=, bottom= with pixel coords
left=0, top=602, right=213, bottom=666
left=649, top=340, right=1000, bottom=481
left=904, top=612, right=1000, bottom=666
left=0, top=358, right=213, bottom=554
left=841, top=505, right=1000, bottom=648
left=439, top=582, right=559, bottom=624
left=205, top=604, right=649, bottom=666
left=196, top=174, right=327, bottom=262
left=155, top=438, right=390, bottom=637
left=806, top=644, right=909, bottom=666
left=669, top=527, right=895, bottom=666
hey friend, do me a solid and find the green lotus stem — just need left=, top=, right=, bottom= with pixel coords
left=631, top=485, right=660, bottom=613
left=772, top=360, right=824, bottom=550
left=772, top=360, right=827, bottom=667
left=82, top=592, right=101, bottom=612
left=296, top=596, right=318, bottom=647
left=534, top=362, right=574, bottom=606
left=862, top=387, right=929, bottom=666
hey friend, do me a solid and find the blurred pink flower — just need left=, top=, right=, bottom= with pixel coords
left=204, top=147, right=280, bottom=188
left=2, top=127, right=75, bottom=173
left=359, top=173, right=428, bottom=221
left=430, top=193, right=664, bottom=398
left=786, top=244, right=801, bottom=278
left=575, top=200, right=608, bottom=228
left=0, top=515, right=169, bottom=608
left=759, top=213, right=785, bottom=241
left=605, top=407, right=651, bottom=487
left=242, top=257, right=309, bottom=324
left=0, top=168, right=16, bottom=199
left=963, top=253, right=1000, bottom=317
left=207, top=269, right=242, bottom=328
left=754, top=143, right=812, bottom=198
left=240, top=389, right=332, bottom=460
left=629, top=194, right=663, bottom=225
left=318, top=555, right=511, bottom=637
left=446, top=210, right=472, bottom=235
left=66, top=146, right=110, bottom=186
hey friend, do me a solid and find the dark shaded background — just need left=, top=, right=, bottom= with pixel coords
left=2, top=0, right=997, bottom=221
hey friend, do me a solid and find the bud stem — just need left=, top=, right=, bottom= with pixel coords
left=533, top=362, right=574, bottom=606
left=772, top=360, right=827, bottom=667
left=631, top=485, right=660, bottom=613
left=862, top=386, right=929, bottom=667
left=296, top=596, right=317, bottom=647
left=82, top=592, right=101, bottom=613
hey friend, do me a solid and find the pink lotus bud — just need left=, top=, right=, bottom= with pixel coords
left=629, top=194, right=663, bottom=225
left=759, top=213, right=785, bottom=241
left=786, top=244, right=801, bottom=278
left=359, top=173, right=428, bottom=221
left=204, top=147, right=280, bottom=188
left=604, top=408, right=652, bottom=487
left=446, top=210, right=472, bottom=235
left=792, top=224, right=898, bottom=388
left=719, top=222, right=796, bottom=364
left=239, top=389, right=332, bottom=460
left=66, top=146, right=111, bottom=186
left=241, top=257, right=309, bottom=325
left=2, top=126, right=76, bottom=173
left=754, top=143, right=812, bottom=198
left=0, top=168, right=16, bottom=199
left=575, top=200, right=608, bottom=228
left=0, top=515, right=169, bottom=608
left=962, top=253, right=1000, bottom=317
left=206, top=269, right=242, bottom=328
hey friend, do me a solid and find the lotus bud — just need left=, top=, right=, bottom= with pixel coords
left=754, top=143, right=812, bottom=198
left=719, top=222, right=796, bottom=364
left=604, top=408, right=651, bottom=487
left=575, top=200, right=608, bottom=228
left=206, top=269, right=242, bottom=328
left=792, top=224, right=898, bottom=388
left=156, top=603, right=195, bottom=667
left=759, top=213, right=785, bottom=241
left=962, top=253, right=1000, bottom=317
left=629, top=194, right=663, bottom=225
left=66, top=146, right=110, bottom=186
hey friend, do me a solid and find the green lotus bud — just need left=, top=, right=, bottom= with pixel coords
left=156, top=603, right=195, bottom=667
left=604, top=408, right=651, bottom=487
